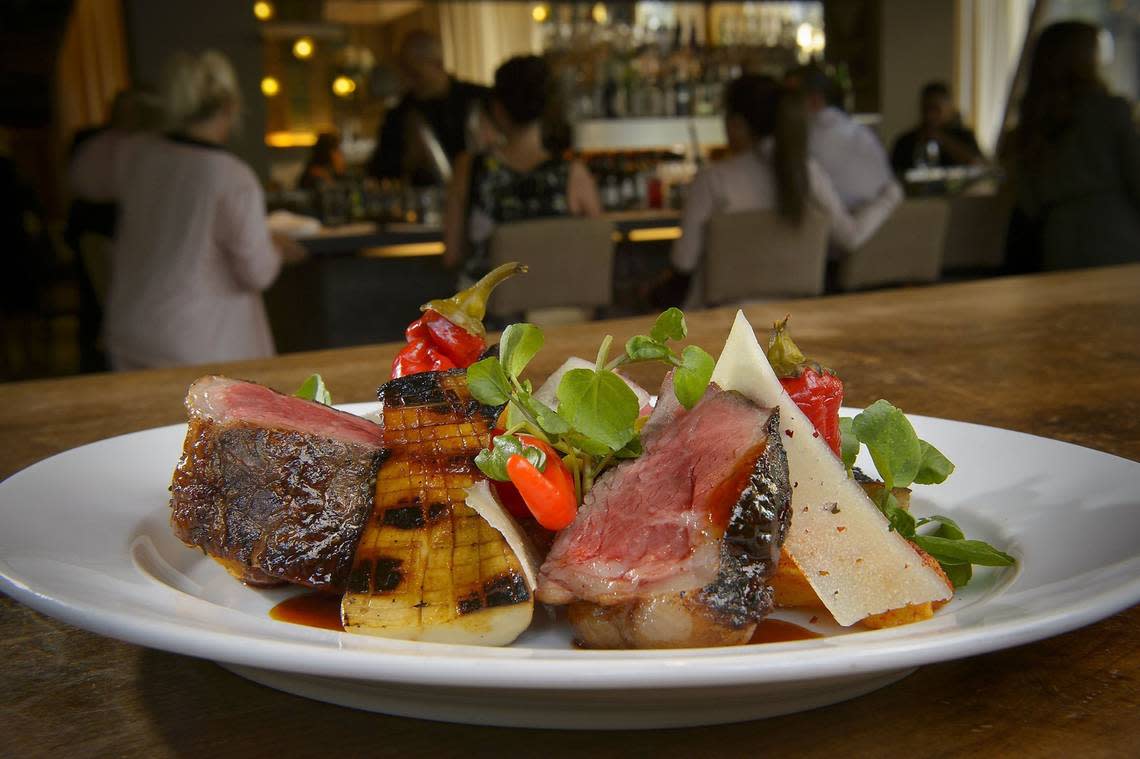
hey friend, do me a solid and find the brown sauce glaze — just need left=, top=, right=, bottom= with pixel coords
left=749, top=619, right=821, bottom=644
left=270, top=592, right=345, bottom=631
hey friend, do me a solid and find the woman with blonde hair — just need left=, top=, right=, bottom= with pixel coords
left=69, top=50, right=303, bottom=370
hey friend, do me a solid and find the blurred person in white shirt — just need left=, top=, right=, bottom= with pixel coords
left=788, top=65, right=895, bottom=211
left=652, top=75, right=901, bottom=307
left=69, top=50, right=304, bottom=371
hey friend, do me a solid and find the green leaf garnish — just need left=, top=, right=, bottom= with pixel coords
left=513, top=390, right=571, bottom=436
left=852, top=400, right=923, bottom=490
left=877, top=489, right=916, bottom=536
left=474, top=434, right=546, bottom=482
left=673, top=345, right=715, bottom=409
left=844, top=398, right=1012, bottom=589
left=556, top=368, right=640, bottom=452
left=614, top=434, right=644, bottom=459
left=940, top=561, right=973, bottom=588
left=294, top=374, right=332, bottom=405
left=467, top=308, right=712, bottom=502
left=650, top=307, right=687, bottom=343
left=562, top=430, right=614, bottom=457
left=916, top=514, right=965, bottom=540
left=914, top=440, right=955, bottom=485
left=498, top=323, right=543, bottom=379
left=839, top=417, right=859, bottom=474
left=467, top=357, right=512, bottom=406
left=625, top=335, right=671, bottom=362
left=911, top=535, right=1015, bottom=567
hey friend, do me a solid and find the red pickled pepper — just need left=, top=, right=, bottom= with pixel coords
left=390, top=263, right=527, bottom=379
left=503, top=435, right=577, bottom=531
left=490, top=433, right=577, bottom=528
left=766, top=318, right=845, bottom=456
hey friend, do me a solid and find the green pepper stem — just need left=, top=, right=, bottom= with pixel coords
left=421, top=262, right=527, bottom=337
left=766, top=315, right=828, bottom=378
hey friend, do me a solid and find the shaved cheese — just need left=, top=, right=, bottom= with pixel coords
left=465, top=481, right=542, bottom=592
left=710, top=311, right=952, bottom=626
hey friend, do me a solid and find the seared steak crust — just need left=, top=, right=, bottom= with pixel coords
left=171, top=418, right=384, bottom=589
left=698, top=410, right=791, bottom=627
left=169, top=376, right=385, bottom=590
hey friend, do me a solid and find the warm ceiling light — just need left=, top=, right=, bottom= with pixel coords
left=796, top=23, right=814, bottom=50
left=332, top=75, right=357, bottom=97
left=531, top=4, right=549, bottom=23
left=591, top=3, right=607, bottom=24
left=292, top=37, right=315, bottom=60
left=260, top=76, right=280, bottom=97
left=252, top=1, right=273, bottom=21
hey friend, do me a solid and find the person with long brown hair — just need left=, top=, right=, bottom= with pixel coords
left=668, top=75, right=901, bottom=299
left=1007, top=20, right=1140, bottom=271
left=443, top=55, right=601, bottom=283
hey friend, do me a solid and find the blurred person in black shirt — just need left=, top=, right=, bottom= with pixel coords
left=367, top=31, right=487, bottom=187
left=891, top=82, right=982, bottom=177
left=1005, top=21, right=1140, bottom=271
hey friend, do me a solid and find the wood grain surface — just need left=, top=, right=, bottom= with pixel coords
left=2, top=265, right=1138, bottom=757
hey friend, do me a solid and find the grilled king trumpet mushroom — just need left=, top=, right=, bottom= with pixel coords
left=341, top=370, right=537, bottom=645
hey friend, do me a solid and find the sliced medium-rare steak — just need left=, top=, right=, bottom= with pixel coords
left=537, top=378, right=792, bottom=648
left=170, top=376, right=384, bottom=589
left=340, top=369, right=535, bottom=645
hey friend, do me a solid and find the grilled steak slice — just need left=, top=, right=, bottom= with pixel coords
left=341, top=370, right=534, bottom=645
left=537, top=380, right=791, bottom=648
left=170, top=376, right=384, bottom=589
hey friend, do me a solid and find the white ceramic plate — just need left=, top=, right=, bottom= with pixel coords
left=2, top=405, right=1138, bottom=729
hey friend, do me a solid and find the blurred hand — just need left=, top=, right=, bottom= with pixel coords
left=272, top=232, right=308, bottom=264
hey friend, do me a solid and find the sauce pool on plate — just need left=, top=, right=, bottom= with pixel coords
left=748, top=619, right=822, bottom=644
left=270, top=592, right=344, bottom=631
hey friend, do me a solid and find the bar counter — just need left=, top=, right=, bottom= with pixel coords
left=295, top=210, right=683, bottom=258
left=2, top=265, right=1138, bottom=755
left=267, top=210, right=682, bottom=352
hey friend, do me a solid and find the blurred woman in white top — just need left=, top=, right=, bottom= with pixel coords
left=666, top=75, right=901, bottom=302
left=70, top=50, right=302, bottom=370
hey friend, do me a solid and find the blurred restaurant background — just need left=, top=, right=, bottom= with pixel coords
left=1, top=0, right=1137, bottom=379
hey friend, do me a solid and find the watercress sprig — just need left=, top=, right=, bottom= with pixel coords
left=841, top=399, right=1014, bottom=587
left=466, top=309, right=714, bottom=500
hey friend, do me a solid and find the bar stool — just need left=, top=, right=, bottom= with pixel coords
left=486, top=217, right=615, bottom=327
left=701, top=207, right=829, bottom=306
left=835, top=198, right=950, bottom=291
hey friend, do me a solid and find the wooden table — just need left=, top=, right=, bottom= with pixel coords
left=2, top=266, right=1138, bottom=756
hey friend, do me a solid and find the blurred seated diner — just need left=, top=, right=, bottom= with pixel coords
left=788, top=64, right=896, bottom=212
left=443, top=55, right=601, bottom=287
left=654, top=75, right=902, bottom=308
left=891, top=81, right=983, bottom=179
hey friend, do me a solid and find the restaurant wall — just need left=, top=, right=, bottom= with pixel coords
left=878, top=0, right=957, bottom=152
left=122, top=0, right=269, bottom=180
